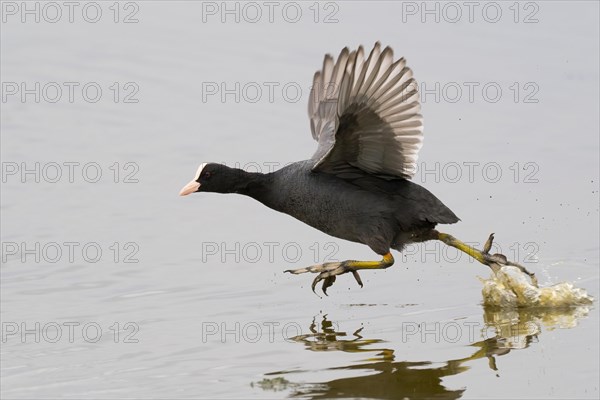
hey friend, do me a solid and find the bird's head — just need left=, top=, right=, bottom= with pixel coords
left=179, top=162, right=248, bottom=196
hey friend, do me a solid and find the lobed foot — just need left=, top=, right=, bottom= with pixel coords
left=435, top=231, right=538, bottom=288
left=285, top=253, right=394, bottom=295
left=285, top=261, right=364, bottom=295
left=481, top=233, right=539, bottom=287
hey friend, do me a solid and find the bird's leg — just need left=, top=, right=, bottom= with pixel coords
left=430, top=230, right=538, bottom=287
left=285, top=253, right=394, bottom=295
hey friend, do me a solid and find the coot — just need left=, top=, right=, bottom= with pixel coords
left=180, top=43, right=535, bottom=294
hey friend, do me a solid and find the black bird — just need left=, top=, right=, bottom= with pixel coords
left=180, top=43, right=536, bottom=294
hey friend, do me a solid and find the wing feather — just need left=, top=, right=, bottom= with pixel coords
left=308, top=42, right=424, bottom=179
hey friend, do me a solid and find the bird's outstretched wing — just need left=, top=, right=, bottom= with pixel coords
left=308, top=42, right=423, bottom=179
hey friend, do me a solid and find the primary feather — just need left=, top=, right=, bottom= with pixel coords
left=308, top=42, right=424, bottom=179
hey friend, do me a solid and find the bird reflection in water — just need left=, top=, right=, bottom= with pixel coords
left=254, top=306, right=590, bottom=399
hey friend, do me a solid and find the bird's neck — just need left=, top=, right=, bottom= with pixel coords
left=231, top=169, right=274, bottom=206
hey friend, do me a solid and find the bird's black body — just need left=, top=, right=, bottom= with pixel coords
left=181, top=43, right=536, bottom=294
left=199, top=161, right=459, bottom=255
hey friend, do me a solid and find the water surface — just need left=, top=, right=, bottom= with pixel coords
left=1, top=1, right=598, bottom=398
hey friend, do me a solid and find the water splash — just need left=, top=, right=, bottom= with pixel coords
left=480, top=265, right=594, bottom=308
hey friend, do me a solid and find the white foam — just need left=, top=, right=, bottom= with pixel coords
left=480, top=266, right=594, bottom=308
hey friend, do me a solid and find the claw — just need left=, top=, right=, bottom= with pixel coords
left=351, top=271, right=364, bottom=288
left=310, top=273, right=336, bottom=295
left=322, top=276, right=336, bottom=295
left=311, top=275, right=319, bottom=294
left=483, top=233, right=494, bottom=254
